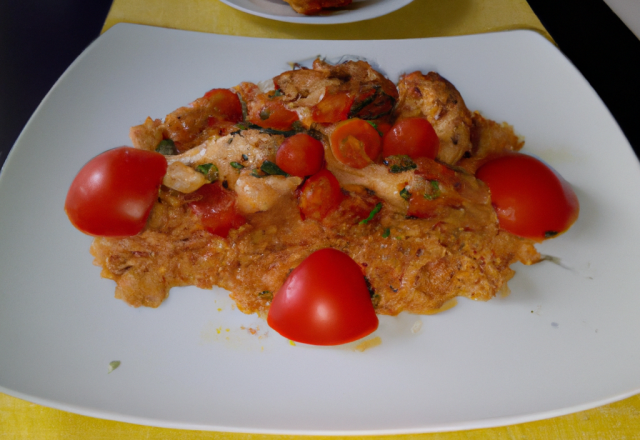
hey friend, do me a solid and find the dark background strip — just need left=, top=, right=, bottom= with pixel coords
left=1, top=0, right=639, bottom=172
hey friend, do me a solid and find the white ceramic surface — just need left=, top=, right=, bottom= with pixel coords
left=604, top=0, right=640, bottom=39
left=1, top=24, right=640, bottom=435
left=217, top=0, right=414, bottom=24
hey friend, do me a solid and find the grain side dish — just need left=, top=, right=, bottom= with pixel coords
left=65, top=58, right=579, bottom=344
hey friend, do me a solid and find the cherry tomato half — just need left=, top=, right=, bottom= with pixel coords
left=65, top=147, right=167, bottom=237
left=311, top=90, right=354, bottom=124
left=329, top=118, right=382, bottom=169
left=276, top=133, right=325, bottom=177
left=476, top=152, right=579, bottom=240
left=202, top=88, right=243, bottom=123
left=298, top=169, right=343, bottom=221
left=267, top=248, right=379, bottom=345
left=382, top=117, right=439, bottom=160
left=249, top=99, right=299, bottom=131
left=188, top=183, right=246, bottom=238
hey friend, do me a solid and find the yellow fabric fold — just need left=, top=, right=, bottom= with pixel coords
left=3, top=0, right=638, bottom=438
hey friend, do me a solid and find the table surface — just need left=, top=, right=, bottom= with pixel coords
left=1, top=0, right=640, bottom=438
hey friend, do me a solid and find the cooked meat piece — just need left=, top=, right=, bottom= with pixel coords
left=394, top=71, right=473, bottom=165
left=283, top=0, right=352, bottom=15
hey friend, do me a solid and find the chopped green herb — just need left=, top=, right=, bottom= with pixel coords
left=359, top=203, right=382, bottom=225
left=424, top=180, right=441, bottom=200
left=107, top=360, right=121, bottom=374
left=260, top=160, right=288, bottom=177
left=271, top=89, right=284, bottom=98
left=241, top=154, right=249, bottom=161
left=235, top=122, right=249, bottom=131
left=384, top=155, right=417, bottom=174
left=251, top=169, right=267, bottom=178
left=195, top=163, right=219, bottom=182
left=399, top=187, right=411, bottom=201
left=230, top=162, right=245, bottom=170
left=259, top=109, right=271, bottom=120
left=382, top=228, right=390, bottom=238
left=366, top=120, right=383, bottom=137
left=155, top=139, right=177, bottom=155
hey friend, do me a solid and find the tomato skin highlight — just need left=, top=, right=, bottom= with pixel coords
left=298, top=169, right=344, bottom=221
left=476, top=152, right=579, bottom=240
left=330, top=118, right=382, bottom=169
left=187, top=183, right=246, bottom=238
left=267, top=248, right=379, bottom=346
left=64, top=147, right=167, bottom=237
left=382, top=118, right=439, bottom=160
left=276, top=134, right=325, bottom=177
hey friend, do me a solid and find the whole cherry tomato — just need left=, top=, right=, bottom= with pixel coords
left=382, top=117, right=439, bottom=160
left=311, top=91, right=354, bottom=123
left=329, top=118, right=382, bottom=169
left=267, top=248, right=379, bottom=345
left=276, top=133, right=325, bottom=177
left=298, top=169, right=343, bottom=221
left=476, top=152, right=579, bottom=240
left=64, top=147, right=167, bottom=236
left=187, top=183, right=246, bottom=238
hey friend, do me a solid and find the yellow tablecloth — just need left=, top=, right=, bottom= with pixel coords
left=2, top=0, right=639, bottom=438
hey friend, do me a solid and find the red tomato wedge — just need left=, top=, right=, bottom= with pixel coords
left=298, top=169, right=343, bottom=221
left=311, top=91, right=354, bottom=123
left=267, top=248, right=379, bottom=345
left=187, top=183, right=246, bottom=238
left=64, top=147, right=167, bottom=237
left=382, top=117, right=439, bottom=160
left=276, top=133, right=325, bottom=177
left=329, top=118, right=382, bottom=169
left=476, top=152, right=579, bottom=240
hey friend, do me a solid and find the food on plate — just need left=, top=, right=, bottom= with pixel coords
left=64, top=147, right=167, bottom=236
left=475, top=152, right=580, bottom=240
left=66, top=58, right=579, bottom=344
left=282, top=0, right=352, bottom=15
left=267, top=248, right=379, bottom=345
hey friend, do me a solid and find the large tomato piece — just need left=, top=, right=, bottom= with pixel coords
left=267, top=248, right=379, bottom=345
left=276, top=133, right=325, bottom=177
left=330, top=118, right=382, bottom=169
left=298, top=169, right=343, bottom=221
left=64, top=147, right=167, bottom=236
left=187, top=183, right=246, bottom=238
left=476, top=152, right=579, bottom=240
left=382, top=117, right=439, bottom=160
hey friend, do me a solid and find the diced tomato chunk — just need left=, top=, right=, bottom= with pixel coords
left=188, top=183, right=246, bottom=237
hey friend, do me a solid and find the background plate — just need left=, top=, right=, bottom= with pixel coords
left=1, top=24, right=639, bottom=435
left=218, top=0, right=414, bottom=24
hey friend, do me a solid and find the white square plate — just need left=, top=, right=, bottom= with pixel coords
left=1, top=24, right=639, bottom=435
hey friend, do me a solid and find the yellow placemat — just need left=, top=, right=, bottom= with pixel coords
left=2, top=0, right=638, bottom=438
left=2, top=392, right=640, bottom=439
left=101, top=0, right=552, bottom=41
